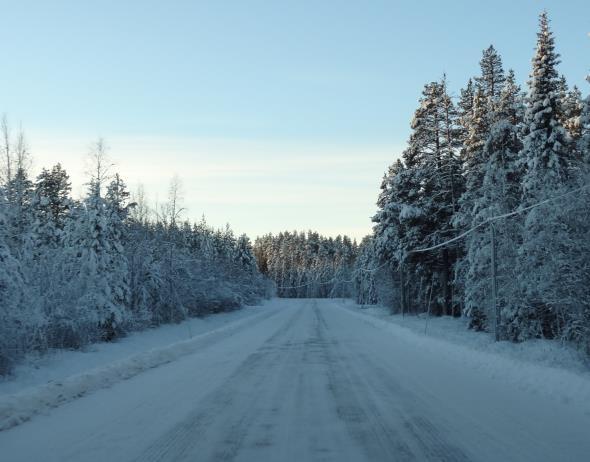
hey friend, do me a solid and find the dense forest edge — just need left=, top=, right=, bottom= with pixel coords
left=258, top=12, right=590, bottom=355
left=0, top=140, right=273, bottom=375
left=1, top=11, right=590, bottom=375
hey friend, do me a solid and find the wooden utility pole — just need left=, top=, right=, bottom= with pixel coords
left=490, top=223, right=500, bottom=341
left=399, top=262, right=406, bottom=316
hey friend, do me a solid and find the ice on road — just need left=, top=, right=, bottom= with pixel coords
left=2, top=299, right=589, bottom=462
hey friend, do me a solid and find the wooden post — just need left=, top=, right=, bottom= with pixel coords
left=490, top=223, right=500, bottom=342
left=399, top=261, right=406, bottom=316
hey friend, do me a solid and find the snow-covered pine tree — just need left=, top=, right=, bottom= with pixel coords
left=31, top=164, right=73, bottom=252
left=475, top=45, right=506, bottom=108
left=456, top=78, right=475, bottom=164
left=374, top=79, right=462, bottom=315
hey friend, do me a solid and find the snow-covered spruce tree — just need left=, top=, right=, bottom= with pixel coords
left=510, top=12, right=580, bottom=341
left=104, top=174, right=132, bottom=323
left=64, top=180, right=132, bottom=342
left=4, top=167, right=34, bottom=253
left=124, top=217, right=161, bottom=327
left=454, top=47, right=507, bottom=330
left=580, top=76, right=590, bottom=163
left=557, top=76, right=583, bottom=143
left=28, top=164, right=75, bottom=348
left=456, top=87, right=492, bottom=329
left=475, top=71, right=525, bottom=337
left=521, top=12, right=574, bottom=200
left=56, top=140, right=133, bottom=342
left=0, top=205, right=34, bottom=374
left=371, top=159, right=413, bottom=310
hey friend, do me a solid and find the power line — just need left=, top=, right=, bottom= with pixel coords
left=276, top=182, right=590, bottom=291
left=407, top=182, right=590, bottom=255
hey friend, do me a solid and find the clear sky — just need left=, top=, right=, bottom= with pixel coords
left=1, top=0, right=589, bottom=240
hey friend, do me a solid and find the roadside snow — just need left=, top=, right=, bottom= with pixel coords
left=341, top=300, right=590, bottom=415
left=0, top=302, right=275, bottom=431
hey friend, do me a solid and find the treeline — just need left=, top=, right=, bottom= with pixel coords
left=254, top=231, right=357, bottom=298
left=0, top=136, right=269, bottom=375
left=357, top=12, right=590, bottom=351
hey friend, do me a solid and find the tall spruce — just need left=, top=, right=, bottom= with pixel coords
left=512, top=11, right=578, bottom=341
left=472, top=71, right=525, bottom=335
left=521, top=12, right=573, bottom=200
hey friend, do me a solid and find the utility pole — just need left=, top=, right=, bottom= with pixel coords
left=399, top=261, right=406, bottom=317
left=490, top=223, right=500, bottom=341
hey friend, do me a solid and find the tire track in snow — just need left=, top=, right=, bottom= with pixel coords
left=317, top=305, right=471, bottom=461
left=135, top=305, right=306, bottom=462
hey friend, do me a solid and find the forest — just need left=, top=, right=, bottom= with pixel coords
left=0, top=136, right=270, bottom=374
left=1, top=12, right=589, bottom=377
left=254, top=231, right=357, bottom=298
left=261, top=13, right=590, bottom=353
left=358, top=12, right=590, bottom=351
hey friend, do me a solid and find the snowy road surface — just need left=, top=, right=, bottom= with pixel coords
left=2, top=299, right=589, bottom=462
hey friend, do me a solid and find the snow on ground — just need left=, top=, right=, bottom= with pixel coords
left=342, top=300, right=590, bottom=415
left=2, top=298, right=589, bottom=462
left=0, top=301, right=276, bottom=431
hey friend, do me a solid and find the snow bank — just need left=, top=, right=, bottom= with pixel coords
left=0, top=304, right=274, bottom=431
left=341, top=301, right=590, bottom=415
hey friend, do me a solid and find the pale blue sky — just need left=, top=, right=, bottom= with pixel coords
left=1, top=0, right=589, bottom=239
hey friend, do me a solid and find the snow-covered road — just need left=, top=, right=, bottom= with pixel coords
left=2, top=299, right=589, bottom=461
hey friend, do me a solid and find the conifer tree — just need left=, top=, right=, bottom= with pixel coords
left=4, top=167, right=34, bottom=253
left=512, top=11, right=577, bottom=341
left=105, top=175, right=132, bottom=317
left=562, top=84, right=584, bottom=142
left=476, top=45, right=506, bottom=106
left=375, top=79, right=463, bottom=315
left=0, top=207, right=30, bottom=373
left=469, top=72, right=525, bottom=334
left=521, top=12, right=573, bottom=200
left=580, top=76, right=590, bottom=163
left=32, top=164, right=72, bottom=248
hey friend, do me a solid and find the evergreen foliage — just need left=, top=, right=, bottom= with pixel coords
left=358, top=11, right=590, bottom=354
left=254, top=231, right=357, bottom=298
left=0, top=135, right=270, bottom=375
